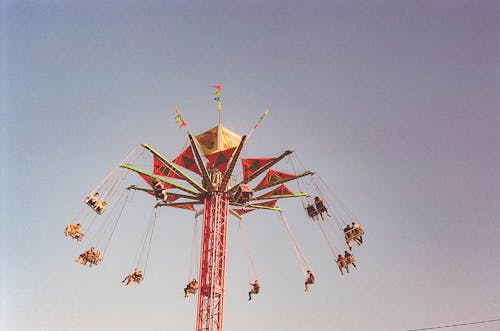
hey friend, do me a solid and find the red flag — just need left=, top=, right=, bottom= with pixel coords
left=175, top=109, right=186, bottom=128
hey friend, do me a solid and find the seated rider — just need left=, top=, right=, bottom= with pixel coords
left=304, top=270, right=315, bottom=292
left=248, top=279, right=260, bottom=301
left=344, top=251, right=357, bottom=270
left=336, top=254, right=348, bottom=275
left=344, top=224, right=354, bottom=250
left=85, top=192, right=100, bottom=207
left=314, top=196, right=331, bottom=220
left=122, top=268, right=143, bottom=286
left=75, top=251, right=88, bottom=265
left=352, top=222, right=364, bottom=244
left=306, top=204, right=319, bottom=221
left=157, top=189, right=169, bottom=202
left=151, top=178, right=163, bottom=192
left=95, top=201, right=107, bottom=215
left=87, top=247, right=102, bottom=267
left=65, top=223, right=84, bottom=241
left=184, top=278, right=199, bottom=298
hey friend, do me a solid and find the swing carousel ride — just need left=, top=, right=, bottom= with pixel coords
left=65, top=86, right=365, bottom=331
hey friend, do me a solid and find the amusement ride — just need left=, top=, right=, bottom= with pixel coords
left=65, top=85, right=365, bottom=331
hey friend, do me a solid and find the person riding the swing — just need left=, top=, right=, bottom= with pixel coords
left=65, top=223, right=84, bottom=241
left=336, top=254, right=348, bottom=275
left=151, top=178, right=163, bottom=192
left=156, top=189, right=169, bottom=202
left=344, top=250, right=357, bottom=270
left=306, top=204, right=319, bottom=221
left=314, top=196, right=331, bottom=220
left=122, top=268, right=143, bottom=285
left=248, top=279, right=260, bottom=301
left=94, top=201, right=107, bottom=215
left=344, top=224, right=354, bottom=250
left=304, top=270, right=315, bottom=292
left=184, top=278, right=199, bottom=298
left=352, top=222, right=364, bottom=244
left=85, top=192, right=99, bottom=207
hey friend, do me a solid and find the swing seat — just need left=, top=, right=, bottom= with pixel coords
left=306, top=205, right=318, bottom=218
left=315, top=201, right=327, bottom=214
left=353, top=228, right=364, bottom=237
left=94, top=202, right=107, bottom=215
left=344, top=229, right=355, bottom=239
left=234, top=184, right=253, bottom=205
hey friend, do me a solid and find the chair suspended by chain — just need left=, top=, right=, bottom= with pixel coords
left=311, top=176, right=366, bottom=250
left=238, top=219, right=260, bottom=301
left=64, top=223, right=84, bottom=241
left=343, top=222, right=365, bottom=251
left=336, top=250, right=357, bottom=275
left=278, top=211, right=316, bottom=292
left=289, top=156, right=331, bottom=223
left=150, top=178, right=170, bottom=203
left=233, top=183, right=254, bottom=207
left=85, top=192, right=108, bottom=215
left=305, top=195, right=331, bottom=221
left=67, top=147, right=142, bottom=243
left=304, top=270, right=315, bottom=292
left=84, top=146, right=142, bottom=215
left=75, top=246, right=103, bottom=267
left=301, top=163, right=366, bottom=252
left=184, top=215, right=200, bottom=298
left=76, top=188, right=132, bottom=268
left=123, top=206, right=159, bottom=286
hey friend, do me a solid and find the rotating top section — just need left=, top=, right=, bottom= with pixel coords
left=195, top=125, right=242, bottom=157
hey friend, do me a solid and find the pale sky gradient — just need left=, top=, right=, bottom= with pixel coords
left=1, top=1, right=500, bottom=331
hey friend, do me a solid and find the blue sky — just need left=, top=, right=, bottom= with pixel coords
left=1, top=1, right=500, bottom=330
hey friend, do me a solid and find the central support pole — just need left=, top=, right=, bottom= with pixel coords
left=197, top=192, right=229, bottom=331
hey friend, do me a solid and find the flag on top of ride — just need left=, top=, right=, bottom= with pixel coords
left=212, top=85, right=222, bottom=111
left=175, top=109, right=186, bottom=128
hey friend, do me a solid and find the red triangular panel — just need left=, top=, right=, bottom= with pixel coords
left=153, top=155, right=182, bottom=179
left=139, top=173, right=154, bottom=187
left=164, top=195, right=180, bottom=203
left=254, top=170, right=296, bottom=190
left=173, top=146, right=201, bottom=175
left=241, top=158, right=275, bottom=181
left=206, top=147, right=236, bottom=173
left=153, top=155, right=169, bottom=176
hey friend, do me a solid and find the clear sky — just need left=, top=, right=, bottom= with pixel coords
left=1, top=1, right=500, bottom=331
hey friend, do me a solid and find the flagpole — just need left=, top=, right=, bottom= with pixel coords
left=212, top=84, right=223, bottom=150
left=247, top=108, right=270, bottom=140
